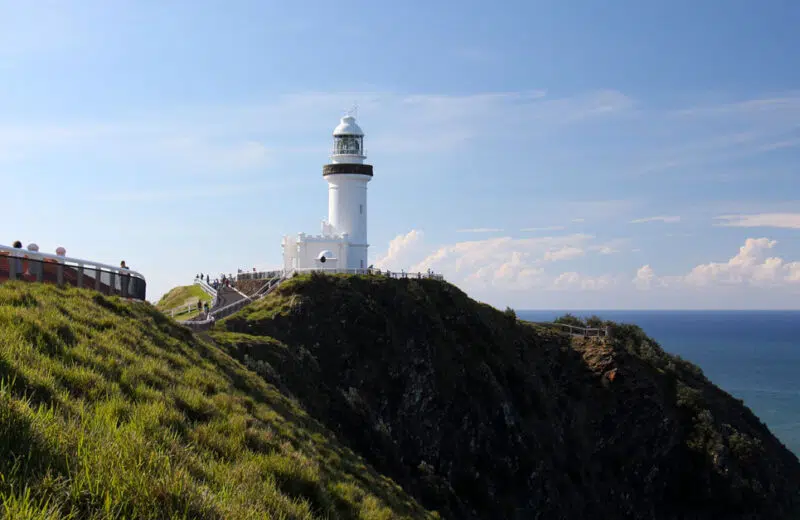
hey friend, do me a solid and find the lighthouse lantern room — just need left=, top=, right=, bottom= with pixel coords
left=282, top=114, right=374, bottom=271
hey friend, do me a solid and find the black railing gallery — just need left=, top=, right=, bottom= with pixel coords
left=0, top=245, right=147, bottom=300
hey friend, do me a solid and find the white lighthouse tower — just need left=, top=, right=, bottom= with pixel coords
left=325, top=114, right=373, bottom=269
left=281, top=113, right=374, bottom=271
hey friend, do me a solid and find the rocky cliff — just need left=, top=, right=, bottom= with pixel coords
left=214, top=273, right=800, bottom=519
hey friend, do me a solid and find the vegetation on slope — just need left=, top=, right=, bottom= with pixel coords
left=156, top=284, right=211, bottom=317
left=0, top=282, right=435, bottom=519
left=215, top=273, right=800, bottom=520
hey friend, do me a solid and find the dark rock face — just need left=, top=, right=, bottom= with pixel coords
left=216, top=274, right=800, bottom=520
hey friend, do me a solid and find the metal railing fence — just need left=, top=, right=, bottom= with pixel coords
left=0, top=245, right=146, bottom=300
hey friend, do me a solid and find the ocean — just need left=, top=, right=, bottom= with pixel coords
left=516, top=310, right=800, bottom=457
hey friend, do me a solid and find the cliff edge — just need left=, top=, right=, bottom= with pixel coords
left=215, top=273, right=800, bottom=519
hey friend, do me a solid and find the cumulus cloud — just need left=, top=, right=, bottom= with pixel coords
left=633, top=265, right=657, bottom=289
left=374, top=232, right=599, bottom=294
left=373, top=230, right=426, bottom=270
left=630, top=215, right=681, bottom=224
left=635, top=238, right=800, bottom=290
left=714, top=213, right=800, bottom=229
left=372, top=231, right=800, bottom=310
left=684, top=238, right=787, bottom=287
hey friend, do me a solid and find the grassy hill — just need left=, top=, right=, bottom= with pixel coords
left=0, top=281, right=435, bottom=519
left=156, top=284, right=213, bottom=320
left=156, top=284, right=212, bottom=311
left=214, top=273, right=800, bottom=519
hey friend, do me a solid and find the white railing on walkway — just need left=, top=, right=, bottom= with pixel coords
left=552, top=323, right=610, bottom=338
left=166, top=301, right=201, bottom=318
left=287, top=267, right=445, bottom=280
left=180, top=272, right=288, bottom=330
left=193, top=277, right=218, bottom=307
left=238, top=267, right=444, bottom=282
left=0, top=244, right=147, bottom=300
left=236, top=270, right=283, bottom=282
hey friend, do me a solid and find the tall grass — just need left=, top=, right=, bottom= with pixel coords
left=0, top=282, right=434, bottom=519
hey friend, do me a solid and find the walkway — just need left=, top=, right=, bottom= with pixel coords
left=529, top=321, right=610, bottom=338
left=213, top=286, right=246, bottom=310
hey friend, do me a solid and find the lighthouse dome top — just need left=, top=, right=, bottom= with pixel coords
left=333, top=115, right=364, bottom=136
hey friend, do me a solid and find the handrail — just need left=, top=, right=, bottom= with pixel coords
left=194, top=277, right=217, bottom=297
left=0, top=244, right=146, bottom=281
left=0, top=244, right=146, bottom=300
left=180, top=272, right=288, bottom=330
left=552, top=323, right=610, bottom=338
left=240, top=267, right=444, bottom=281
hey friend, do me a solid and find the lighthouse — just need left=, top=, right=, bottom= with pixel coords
left=282, top=113, right=374, bottom=271
left=324, top=115, right=373, bottom=269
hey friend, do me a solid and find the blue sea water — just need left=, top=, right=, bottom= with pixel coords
left=516, top=310, right=800, bottom=457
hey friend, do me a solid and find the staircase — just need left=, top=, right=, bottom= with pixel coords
left=179, top=276, right=285, bottom=331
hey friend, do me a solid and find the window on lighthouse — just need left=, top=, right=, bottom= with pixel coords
left=334, top=135, right=362, bottom=155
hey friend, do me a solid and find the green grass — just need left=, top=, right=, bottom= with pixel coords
left=0, top=282, right=435, bottom=519
left=156, top=285, right=212, bottom=314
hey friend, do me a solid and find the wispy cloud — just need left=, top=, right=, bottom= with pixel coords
left=456, top=228, right=504, bottom=233
left=714, top=213, right=800, bottom=229
left=630, top=216, right=681, bottom=224
left=520, top=226, right=565, bottom=232
left=0, top=89, right=636, bottom=167
left=90, top=180, right=279, bottom=203
left=673, top=94, right=800, bottom=117
left=632, top=93, right=800, bottom=177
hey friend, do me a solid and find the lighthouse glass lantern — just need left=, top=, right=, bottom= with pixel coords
left=334, top=134, right=363, bottom=155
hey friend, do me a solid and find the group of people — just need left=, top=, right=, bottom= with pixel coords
left=5, top=241, right=67, bottom=280
left=196, top=299, right=211, bottom=316
left=6, top=240, right=131, bottom=280
left=196, top=272, right=234, bottom=291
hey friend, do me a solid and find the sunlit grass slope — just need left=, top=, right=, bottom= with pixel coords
left=0, top=282, right=435, bottom=520
left=156, top=284, right=211, bottom=312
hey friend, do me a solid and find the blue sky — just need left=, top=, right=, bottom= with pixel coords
left=3, top=0, right=799, bottom=309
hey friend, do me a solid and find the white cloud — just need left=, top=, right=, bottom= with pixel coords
left=635, top=238, right=800, bottom=290
left=373, top=230, right=426, bottom=270
left=786, top=262, right=800, bottom=282
left=633, top=265, right=656, bottom=290
left=684, top=238, right=788, bottom=287
left=552, top=272, right=615, bottom=291
left=714, top=213, right=800, bottom=229
left=372, top=231, right=800, bottom=309
left=456, top=228, right=503, bottom=233
left=630, top=215, right=681, bottom=224
left=543, top=246, right=584, bottom=262
left=520, top=226, right=565, bottom=232
left=571, top=218, right=585, bottom=223
left=371, top=232, right=600, bottom=295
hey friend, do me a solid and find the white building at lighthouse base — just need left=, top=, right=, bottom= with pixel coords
left=282, top=225, right=353, bottom=271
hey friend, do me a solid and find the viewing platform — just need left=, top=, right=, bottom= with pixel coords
left=0, top=244, right=147, bottom=300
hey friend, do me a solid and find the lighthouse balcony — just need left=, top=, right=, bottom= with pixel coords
left=322, top=163, right=373, bottom=177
